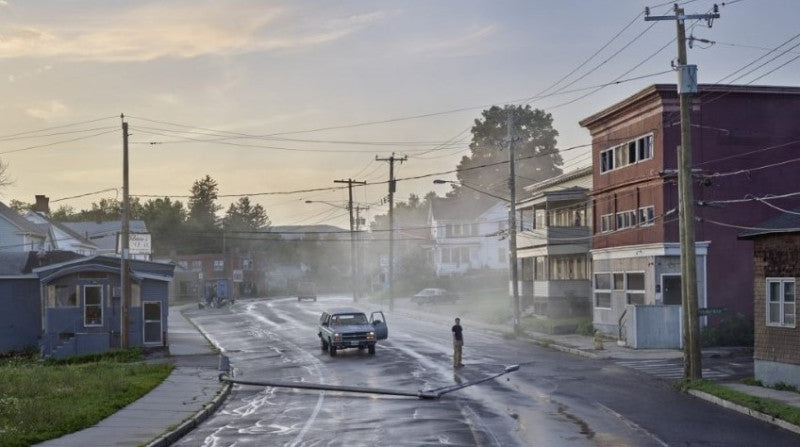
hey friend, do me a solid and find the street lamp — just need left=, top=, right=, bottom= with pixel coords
left=432, top=179, right=521, bottom=335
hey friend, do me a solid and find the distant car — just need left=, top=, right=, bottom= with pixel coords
left=411, top=288, right=460, bottom=305
left=297, top=282, right=317, bottom=302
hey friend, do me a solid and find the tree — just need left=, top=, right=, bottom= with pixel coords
left=140, top=197, right=188, bottom=256
left=221, top=196, right=270, bottom=252
left=9, top=199, right=32, bottom=214
left=455, top=105, right=562, bottom=204
left=187, top=175, right=222, bottom=253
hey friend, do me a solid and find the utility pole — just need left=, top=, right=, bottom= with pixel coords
left=120, top=114, right=131, bottom=349
left=376, top=153, right=407, bottom=311
left=646, top=4, right=719, bottom=380
left=335, top=178, right=366, bottom=301
left=506, top=113, right=521, bottom=335
left=354, top=204, right=369, bottom=300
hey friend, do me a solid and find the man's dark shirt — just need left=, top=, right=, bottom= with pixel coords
left=452, top=324, right=463, bottom=341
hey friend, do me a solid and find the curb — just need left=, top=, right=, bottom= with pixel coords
left=146, top=376, right=232, bottom=447
left=688, top=389, right=800, bottom=436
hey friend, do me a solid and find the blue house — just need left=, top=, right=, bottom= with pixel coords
left=36, top=255, right=175, bottom=358
left=0, top=251, right=174, bottom=359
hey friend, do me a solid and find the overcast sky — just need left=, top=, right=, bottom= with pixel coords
left=0, top=0, right=797, bottom=228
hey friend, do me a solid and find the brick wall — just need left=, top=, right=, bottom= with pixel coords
left=753, top=234, right=800, bottom=365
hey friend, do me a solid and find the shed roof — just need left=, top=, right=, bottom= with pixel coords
left=738, top=209, right=800, bottom=239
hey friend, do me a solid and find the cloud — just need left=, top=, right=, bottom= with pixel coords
left=0, top=2, right=388, bottom=62
left=25, top=100, right=68, bottom=120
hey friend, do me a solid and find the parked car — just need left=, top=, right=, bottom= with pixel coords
left=317, top=307, right=388, bottom=356
left=411, top=288, right=460, bottom=305
left=297, top=281, right=317, bottom=302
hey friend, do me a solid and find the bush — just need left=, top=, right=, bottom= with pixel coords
left=700, top=314, right=754, bottom=347
left=574, top=319, right=595, bottom=336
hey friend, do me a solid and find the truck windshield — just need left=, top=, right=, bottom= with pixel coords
left=331, top=314, right=368, bottom=326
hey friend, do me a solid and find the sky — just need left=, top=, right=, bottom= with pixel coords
left=0, top=0, right=798, bottom=229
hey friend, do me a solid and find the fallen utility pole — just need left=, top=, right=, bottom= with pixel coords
left=219, top=364, right=520, bottom=400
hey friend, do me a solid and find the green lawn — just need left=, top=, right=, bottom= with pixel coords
left=0, top=352, right=173, bottom=447
left=683, top=380, right=800, bottom=427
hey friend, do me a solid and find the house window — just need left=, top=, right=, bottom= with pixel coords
left=767, top=278, right=796, bottom=327
left=191, top=261, right=202, bottom=271
left=600, top=133, right=655, bottom=174
left=613, top=273, right=624, bottom=290
left=600, top=214, right=613, bottom=233
left=243, top=259, right=253, bottom=270
left=84, top=285, right=103, bottom=327
left=626, top=272, right=646, bottom=305
left=638, top=135, right=653, bottom=161
left=534, top=209, right=546, bottom=229
left=534, top=256, right=546, bottom=280
left=594, top=273, right=612, bottom=308
left=615, top=210, right=637, bottom=230
left=600, top=149, right=613, bottom=173
left=55, top=285, right=78, bottom=307
left=213, top=260, right=224, bottom=271
left=549, top=256, right=587, bottom=280
left=638, top=206, right=655, bottom=227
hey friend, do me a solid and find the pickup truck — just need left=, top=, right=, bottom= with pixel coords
left=318, top=307, right=388, bottom=356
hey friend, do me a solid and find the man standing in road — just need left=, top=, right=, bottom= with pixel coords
left=452, top=317, right=464, bottom=368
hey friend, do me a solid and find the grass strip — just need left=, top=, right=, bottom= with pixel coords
left=0, top=354, right=172, bottom=447
left=683, top=380, right=800, bottom=427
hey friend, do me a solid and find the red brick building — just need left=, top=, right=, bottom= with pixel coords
left=580, top=84, right=800, bottom=341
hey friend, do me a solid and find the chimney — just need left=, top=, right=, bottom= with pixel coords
left=33, top=195, right=50, bottom=214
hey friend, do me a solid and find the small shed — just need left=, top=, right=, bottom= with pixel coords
left=739, top=211, right=800, bottom=388
left=33, top=254, right=175, bottom=359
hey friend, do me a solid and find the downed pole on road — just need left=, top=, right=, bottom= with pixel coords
left=219, top=364, right=519, bottom=400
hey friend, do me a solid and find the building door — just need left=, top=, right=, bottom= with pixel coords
left=143, top=301, right=162, bottom=345
left=662, top=275, right=682, bottom=305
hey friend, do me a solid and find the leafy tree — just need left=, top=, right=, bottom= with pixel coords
left=369, top=192, right=436, bottom=291
left=221, top=197, right=271, bottom=252
left=49, top=197, right=144, bottom=223
left=9, top=199, right=32, bottom=213
left=140, top=197, right=188, bottom=256
left=456, top=104, right=562, bottom=204
left=187, top=175, right=222, bottom=253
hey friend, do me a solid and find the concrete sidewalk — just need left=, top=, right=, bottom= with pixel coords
left=36, top=305, right=229, bottom=447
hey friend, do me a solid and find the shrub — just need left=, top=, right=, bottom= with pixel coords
left=700, top=314, right=753, bottom=347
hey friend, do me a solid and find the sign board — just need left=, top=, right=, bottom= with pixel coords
left=232, top=269, right=244, bottom=283
left=116, top=233, right=152, bottom=255
left=698, top=307, right=727, bottom=316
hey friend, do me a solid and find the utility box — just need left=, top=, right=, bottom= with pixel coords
left=677, top=64, right=698, bottom=94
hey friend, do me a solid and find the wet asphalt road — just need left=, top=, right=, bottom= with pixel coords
left=174, top=295, right=800, bottom=446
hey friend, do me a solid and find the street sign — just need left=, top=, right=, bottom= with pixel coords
left=233, top=269, right=244, bottom=283
left=698, top=307, right=727, bottom=316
